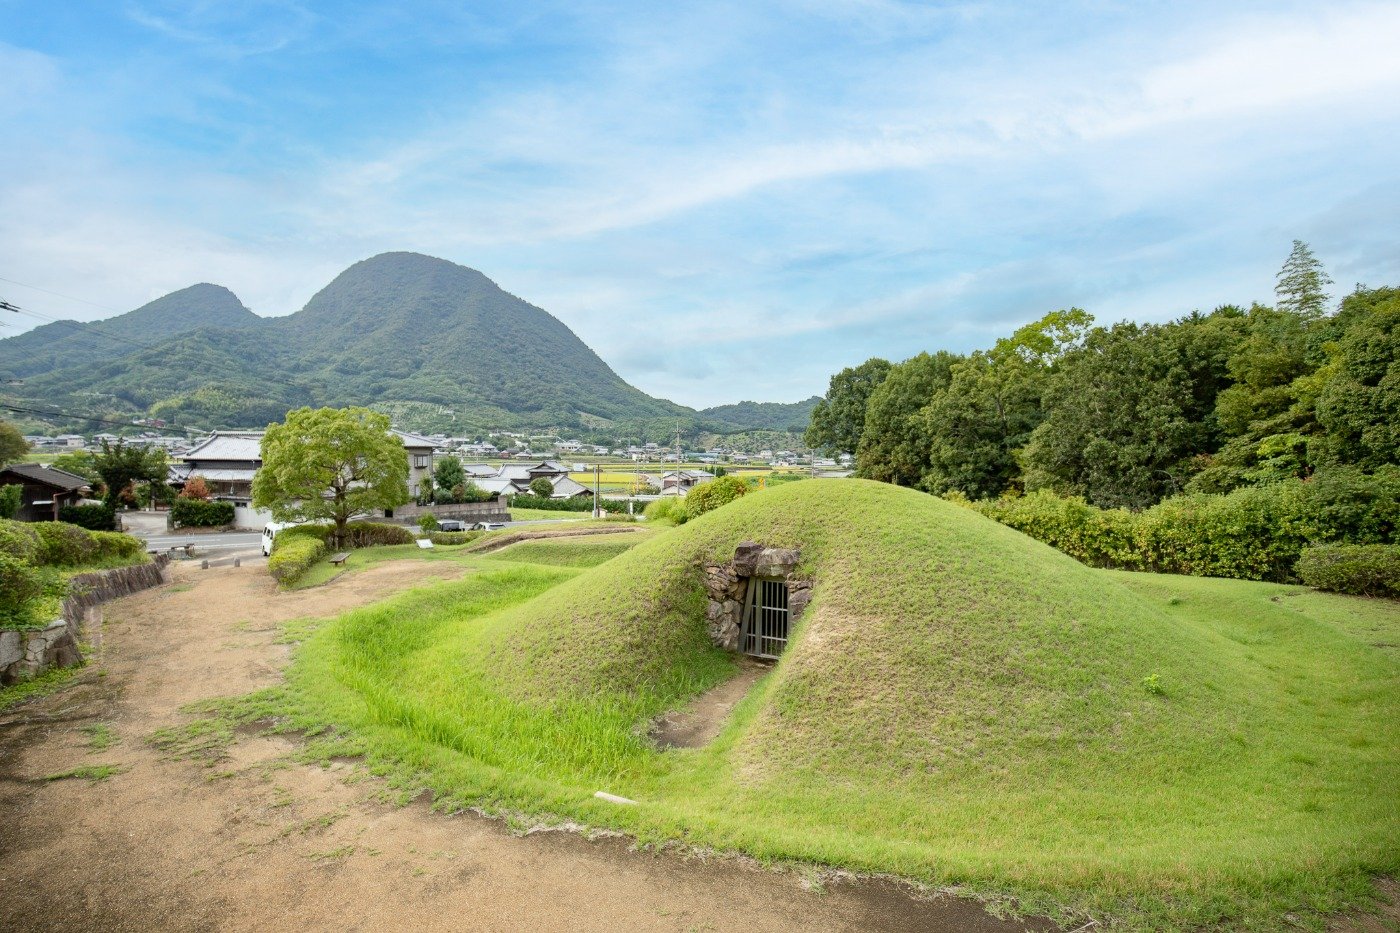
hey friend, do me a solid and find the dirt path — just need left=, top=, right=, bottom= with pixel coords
left=652, top=658, right=770, bottom=749
left=0, top=559, right=1055, bottom=932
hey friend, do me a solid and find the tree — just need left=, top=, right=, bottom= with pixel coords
left=92, top=440, right=168, bottom=508
left=685, top=475, right=748, bottom=517
left=804, top=358, right=892, bottom=456
left=1275, top=240, right=1333, bottom=319
left=856, top=351, right=960, bottom=486
left=49, top=450, right=99, bottom=483
left=434, top=457, right=466, bottom=501
left=529, top=476, right=554, bottom=498
left=0, top=418, right=29, bottom=464
left=1021, top=313, right=1241, bottom=509
left=917, top=309, right=1092, bottom=498
left=1313, top=288, right=1400, bottom=470
left=252, top=407, right=410, bottom=548
left=0, top=484, right=20, bottom=519
left=181, top=475, right=211, bottom=500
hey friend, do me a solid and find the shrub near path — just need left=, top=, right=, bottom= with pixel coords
left=0, top=550, right=1037, bottom=933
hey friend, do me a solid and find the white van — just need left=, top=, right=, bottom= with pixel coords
left=261, top=521, right=295, bottom=556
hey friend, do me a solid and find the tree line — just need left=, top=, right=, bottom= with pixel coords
left=805, top=242, right=1398, bottom=510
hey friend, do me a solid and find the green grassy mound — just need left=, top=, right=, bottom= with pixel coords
left=483, top=537, right=639, bottom=568
left=278, top=480, right=1399, bottom=929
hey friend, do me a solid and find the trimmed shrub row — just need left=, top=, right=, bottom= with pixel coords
left=0, top=552, right=65, bottom=630
left=508, top=493, right=627, bottom=514
left=267, top=535, right=328, bottom=584
left=57, top=503, right=117, bottom=531
left=172, top=498, right=235, bottom=528
left=0, top=519, right=147, bottom=568
left=963, top=468, right=1400, bottom=584
left=428, top=530, right=482, bottom=546
left=1297, top=545, right=1400, bottom=598
left=267, top=521, right=418, bottom=584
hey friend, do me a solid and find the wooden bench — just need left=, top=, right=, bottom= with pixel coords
left=328, top=551, right=351, bottom=567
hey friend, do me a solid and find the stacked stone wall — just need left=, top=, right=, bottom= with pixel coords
left=0, top=556, right=169, bottom=686
left=701, top=542, right=812, bottom=652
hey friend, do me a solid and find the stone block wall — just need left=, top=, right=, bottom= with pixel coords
left=702, top=542, right=812, bottom=652
left=1, top=556, right=169, bottom=686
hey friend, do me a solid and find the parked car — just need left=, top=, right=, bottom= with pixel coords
left=469, top=521, right=507, bottom=532
left=437, top=519, right=467, bottom=532
left=261, top=521, right=295, bottom=556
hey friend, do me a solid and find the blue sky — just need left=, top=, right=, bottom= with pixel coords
left=2, top=1, right=1398, bottom=408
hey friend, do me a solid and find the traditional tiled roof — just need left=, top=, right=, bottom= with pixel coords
left=0, top=463, right=93, bottom=492
left=182, top=431, right=264, bottom=463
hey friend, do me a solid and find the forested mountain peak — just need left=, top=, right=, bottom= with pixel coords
left=0, top=282, right=257, bottom=381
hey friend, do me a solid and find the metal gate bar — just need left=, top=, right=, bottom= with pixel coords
left=742, top=578, right=789, bottom=659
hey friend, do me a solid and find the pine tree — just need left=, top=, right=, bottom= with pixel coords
left=1275, top=240, right=1333, bottom=318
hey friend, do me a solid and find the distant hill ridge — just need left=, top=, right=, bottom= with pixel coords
left=0, top=283, right=257, bottom=380
left=0, top=253, right=801, bottom=438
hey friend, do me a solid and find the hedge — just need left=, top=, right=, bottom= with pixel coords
left=267, top=535, right=328, bottom=585
left=58, top=503, right=117, bottom=531
left=508, top=493, right=627, bottom=514
left=1297, top=544, right=1400, bottom=598
left=428, top=530, right=482, bottom=545
left=267, top=521, right=417, bottom=585
left=172, top=498, right=235, bottom=528
left=967, top=468, right=1400, bottom=583
left=0, top=518, right=146, bottom=571
left=0, top=553, right=65, bottom=630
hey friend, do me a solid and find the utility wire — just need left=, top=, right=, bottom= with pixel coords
left=0, top=402, right=202, bottom=435
left=1, top=297, right=169, bottom=354
left=0, top=274, right=130, bottom=315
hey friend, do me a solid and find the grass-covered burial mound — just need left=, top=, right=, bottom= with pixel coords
left=277, top=480, right=1399, bottom=930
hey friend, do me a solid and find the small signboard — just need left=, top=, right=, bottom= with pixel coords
left=416, top=538, right=434, bottom=549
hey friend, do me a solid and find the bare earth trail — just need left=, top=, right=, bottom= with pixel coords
left=0, top=560, right=1052, bottom=933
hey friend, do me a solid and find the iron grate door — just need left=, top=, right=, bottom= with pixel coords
left=742, top=578, right=790, bottom=659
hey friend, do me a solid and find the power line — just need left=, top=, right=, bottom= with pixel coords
left=0, top=274, right=129, bottom=315
left=0, top=402, right=202, bottom=435
left=1, top=298, right=168, bottom=354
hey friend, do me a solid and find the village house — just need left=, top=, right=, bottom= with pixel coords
left=0, top=464, right=95, bottom=522
left=658, top=469, right=716, bottom=496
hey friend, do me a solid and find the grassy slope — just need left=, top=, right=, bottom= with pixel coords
left=274, top=480, right=1398, bottom=929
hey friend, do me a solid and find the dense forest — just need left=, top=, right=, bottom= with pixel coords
left=807, top=242, right=1396, bottom=509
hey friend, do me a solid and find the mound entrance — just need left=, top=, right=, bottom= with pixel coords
left=703, top=542, right=812, bottom=659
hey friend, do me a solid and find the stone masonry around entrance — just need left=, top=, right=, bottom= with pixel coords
left=702, top=541, right=812, bottom=652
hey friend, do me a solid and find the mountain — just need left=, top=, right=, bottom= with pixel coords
left=0, top=283, right=257, bottom=381
left=4, top=253, right=690, bottom=433
left=700, top=397, right=821, bottom=433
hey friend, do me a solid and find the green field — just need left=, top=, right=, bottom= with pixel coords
left=212, top=482, right=1397, bottom=930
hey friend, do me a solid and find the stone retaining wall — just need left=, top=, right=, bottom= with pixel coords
left=0, top=556, right=170, bottom=686
left=703, top=542, right=812, bottom=652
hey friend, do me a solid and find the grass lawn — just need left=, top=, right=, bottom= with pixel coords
left=209, top=482, right=1397, bottom=930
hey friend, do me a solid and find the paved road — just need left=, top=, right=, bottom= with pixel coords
left=141, top=531, right=264, bottom=550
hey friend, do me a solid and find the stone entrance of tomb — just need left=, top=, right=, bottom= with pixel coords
left=703, top=542, right=811, bottom=658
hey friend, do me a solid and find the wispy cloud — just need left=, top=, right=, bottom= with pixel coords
left=1, top=1, right=1398, bottom=406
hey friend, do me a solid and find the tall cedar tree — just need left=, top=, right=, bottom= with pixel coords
left=1275, top=239, right=1333, bottom=319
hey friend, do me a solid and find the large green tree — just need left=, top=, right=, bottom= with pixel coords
left=1022, top=311, right=1242, bottom=508
left=0, top=418, right=29, bottom=464
left=917, top=309, right=1092, bottom=498
left=252, top=407, right=410, bottom=547
left=855, top=351, right=960, bottom=486
left=1275, top=239, right=1333, bottom=319
left=804, top=357, right=892, bottom=456
left=1313, top=287, right=1400, bottom=470
left=92, top=440, right=168, bottom=507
